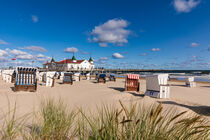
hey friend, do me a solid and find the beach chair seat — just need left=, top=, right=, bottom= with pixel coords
left=185, top=77, right=196, bottom=88
left=14, top=67, right=37, bottom=92
left=98, top=74, right=106, bottom=83
left=125, top=74, right=140, bottom=92
left=46, top=71, right=56, bottom=87
left=63, top=73, right=73, bottom=84
left=145, top=74, right=170, bottom=98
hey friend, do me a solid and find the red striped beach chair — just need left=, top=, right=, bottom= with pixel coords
left=125, top=74, right=140, bottom=92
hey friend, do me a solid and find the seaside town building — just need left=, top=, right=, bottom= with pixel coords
left=43, top=56, right=94, bottom=71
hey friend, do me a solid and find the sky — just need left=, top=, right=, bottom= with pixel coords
left=0, top=0, right=210, bottom=69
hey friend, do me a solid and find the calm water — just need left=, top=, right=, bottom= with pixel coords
left=114, top=73, right=210, bottom=82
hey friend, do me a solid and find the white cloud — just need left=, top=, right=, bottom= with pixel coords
left=89, top=19, right=131, bottom=47
left=208, top=44, right=210, bottom=47
left=36, top=56, right=51, bottom=63
left=99, top=57, right=109, bottom=61
left=32, top=15, right=38, bottom=23
left=0, top=39, right=8, bottom=45
left=151, top=48, right=161, bottom=52
left=23, top=46, right=47, bottom=52
left=112, top=53, right=124, bottom=59
left=10, top=49, right=34, bottom=60
left=64, top=47, right=78, bottom=53
left=10, top=49, right=28, bottom=55
left=0, top=57, right=9, bottom=62
left=173, top=0, right=200, bottom=13
left=16, top=54, right=34, bottom=60
left=36, top=54, right=45, bottom=58
left=190, top=42, right=199, bottom=47
left=0, top=49, right=8, bottom=57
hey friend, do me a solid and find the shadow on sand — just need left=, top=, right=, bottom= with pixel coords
left=170, top=84, right=186, bottom=87
left=109, top=87, right=145, bottom=97
left=159, top=101, right=210, bottom=116
left=200, top=86, right=210, bottom=88
left=10, top=87, right=15, bottom=92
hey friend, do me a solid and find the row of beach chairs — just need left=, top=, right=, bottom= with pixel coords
left=0, top=67, right=197, bottom=97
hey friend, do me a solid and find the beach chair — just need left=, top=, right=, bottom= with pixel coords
left=185, top=77, right=196, bottom=88
left=74, top=72, right=80, bottom=81
left=86, top=73, right=91, bottom=80
left=11, top=71, right=16, bottom=83
left=98, top=74, right=106, bottom=83
left=63, top=72, right=73, bottom=84
left=42, top=72, right=47, bottom=83
left=55, top=72, right=60, bottom=79
left=145, top=74, right=170, bottom=99
left=60, top=72, right=64, bottom=81
left=4, top=70, right=15, bottom=83
left=109, top=73, right=116, bottom=82
left=125, top=74, right=140, bottom=92
left=14, top=67, right=37, bottom=92
left=2, top=70, right=6, bottom=81
left=46, top=71, right=56, bottom=87
left=95, top=73, right=99, bottom=80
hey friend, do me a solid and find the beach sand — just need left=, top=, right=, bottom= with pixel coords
left=0, top=77, right=210, bottom=121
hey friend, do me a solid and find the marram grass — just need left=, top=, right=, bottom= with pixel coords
left=0, top=99, right=209, bottom=140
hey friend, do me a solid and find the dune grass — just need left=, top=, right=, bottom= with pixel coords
left=0, top=99, right=209, bottom=140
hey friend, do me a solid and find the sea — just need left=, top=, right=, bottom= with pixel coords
left=114, top=71, right=210, bottom=82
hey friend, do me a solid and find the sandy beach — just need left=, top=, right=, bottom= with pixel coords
left=0, top=77, right=210, bottom=122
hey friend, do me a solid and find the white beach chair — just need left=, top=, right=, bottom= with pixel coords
left=74, top=72, right=80, bottom=81
left=46, top=71, right=56, bottom=87
left=86, top=73, right=91, bottom=80
left=38, top=72, right=45, bottom=82
left=145, top=74, right=170, bottom=99
left=4, top=70, right=15, bottom=83
left=185, top=77, right=196, bottom=88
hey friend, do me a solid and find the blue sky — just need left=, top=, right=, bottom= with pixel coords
left=0, top=0, right=210, bottom=69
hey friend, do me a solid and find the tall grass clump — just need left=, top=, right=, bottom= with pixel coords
left=0, top=102, right=27, bottom=140
left=78, top=101, right=210, bottom=140
left=35, top=99, right=76, bottom=140
left=0, top=99, right=209, bottom=140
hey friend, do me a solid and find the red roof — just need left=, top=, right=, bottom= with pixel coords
left=44, top=59, right=85, bottom=65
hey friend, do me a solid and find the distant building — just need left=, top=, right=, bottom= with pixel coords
left=43, top=56, right=94, bottom=71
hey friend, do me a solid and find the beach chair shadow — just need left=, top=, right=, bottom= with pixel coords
left=58, top=82, right=63, bottom=85
left=10, top=87, right=15, bottom=92
left=128, top=92, right=145, bottom=97
left=109, top=87, right=145, bottom=97
left=160, top=101, right=210, bottom=116
left=200, top=86, right=210, bottom=88
left=91, top=81, right=99, bottom=84
left=109, top=87, right=124, bottom=92
left=170, top=84, right=186, bottom=87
